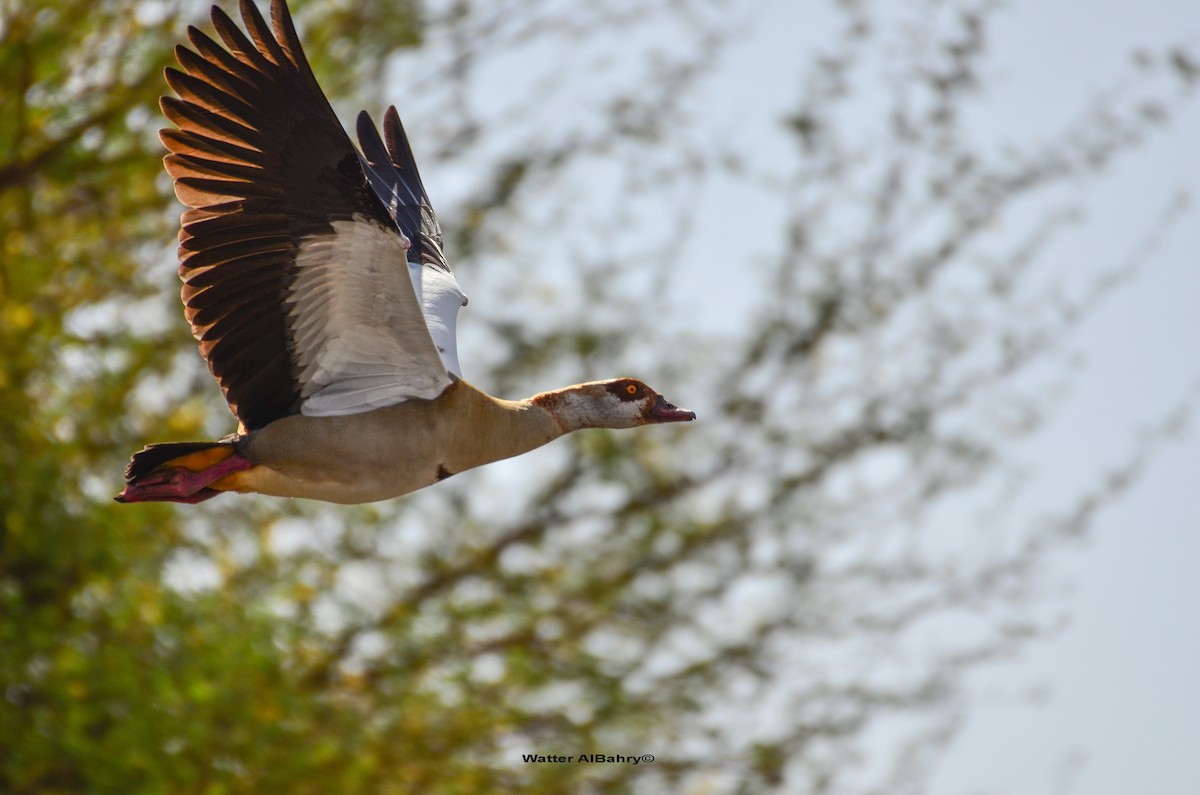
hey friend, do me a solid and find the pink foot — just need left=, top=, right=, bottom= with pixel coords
left=115, top=453, right=253, bottom=504
left=129, top=487, right=223, bottom=504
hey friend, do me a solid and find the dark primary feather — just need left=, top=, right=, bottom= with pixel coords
left=160, top=0, right=401, bottom=431
left=355, top=107, right=449, bottom=272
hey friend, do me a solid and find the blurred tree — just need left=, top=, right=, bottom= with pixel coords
left=1, top=0, right=1196, bottom=793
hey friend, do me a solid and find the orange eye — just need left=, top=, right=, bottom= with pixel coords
left=626, top=384, right=638, bottom=395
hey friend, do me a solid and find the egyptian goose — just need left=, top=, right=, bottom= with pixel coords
left=116, top=0, right=694, bottom=505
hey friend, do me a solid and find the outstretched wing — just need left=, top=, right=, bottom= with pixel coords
left=356, top=107, right=467, bottom=378
left=160, top=0, right=451, bottom=430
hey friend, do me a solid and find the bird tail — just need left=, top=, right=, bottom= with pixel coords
left=117, top=441, right=241, bottom=504
left=124, top=441, right=234, bottom=482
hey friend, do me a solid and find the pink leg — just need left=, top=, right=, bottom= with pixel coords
left=115, top=453, right=254, bottom=504
left=139, top=487, right=223, bottom=505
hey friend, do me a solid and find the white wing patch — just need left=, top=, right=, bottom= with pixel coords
left=291, top=216, right=452, bottom=417
left=408, top=262, right=466, bottom=377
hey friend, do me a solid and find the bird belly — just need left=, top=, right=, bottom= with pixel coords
left=214, top=463, right=438, bottom=504
left=229, top=403, right=456, bottom=504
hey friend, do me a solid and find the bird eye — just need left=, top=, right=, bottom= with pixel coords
left=626, top=384, right=638, bottom=395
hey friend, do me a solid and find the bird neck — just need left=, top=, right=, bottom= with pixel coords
left=442, top=381, right=565, bottom=472
left=528, top=384, right=607, bottom=433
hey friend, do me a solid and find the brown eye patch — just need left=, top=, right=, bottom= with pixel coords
left=608, top=380, right=645, bottom=402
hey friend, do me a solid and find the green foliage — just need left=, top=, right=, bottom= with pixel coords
left=0, top=2, right=485, bottom=792
left=1, top=3, right=185, bottom=786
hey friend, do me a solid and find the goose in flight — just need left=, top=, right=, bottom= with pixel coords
left=117, top=0, right=694, bottom=505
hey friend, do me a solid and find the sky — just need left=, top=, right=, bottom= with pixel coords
left=925, top=2, right=1200, bottom=791
left=617, top=1, right=1200, bottom=791
left=396, top=0, right=1200, bottom=790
